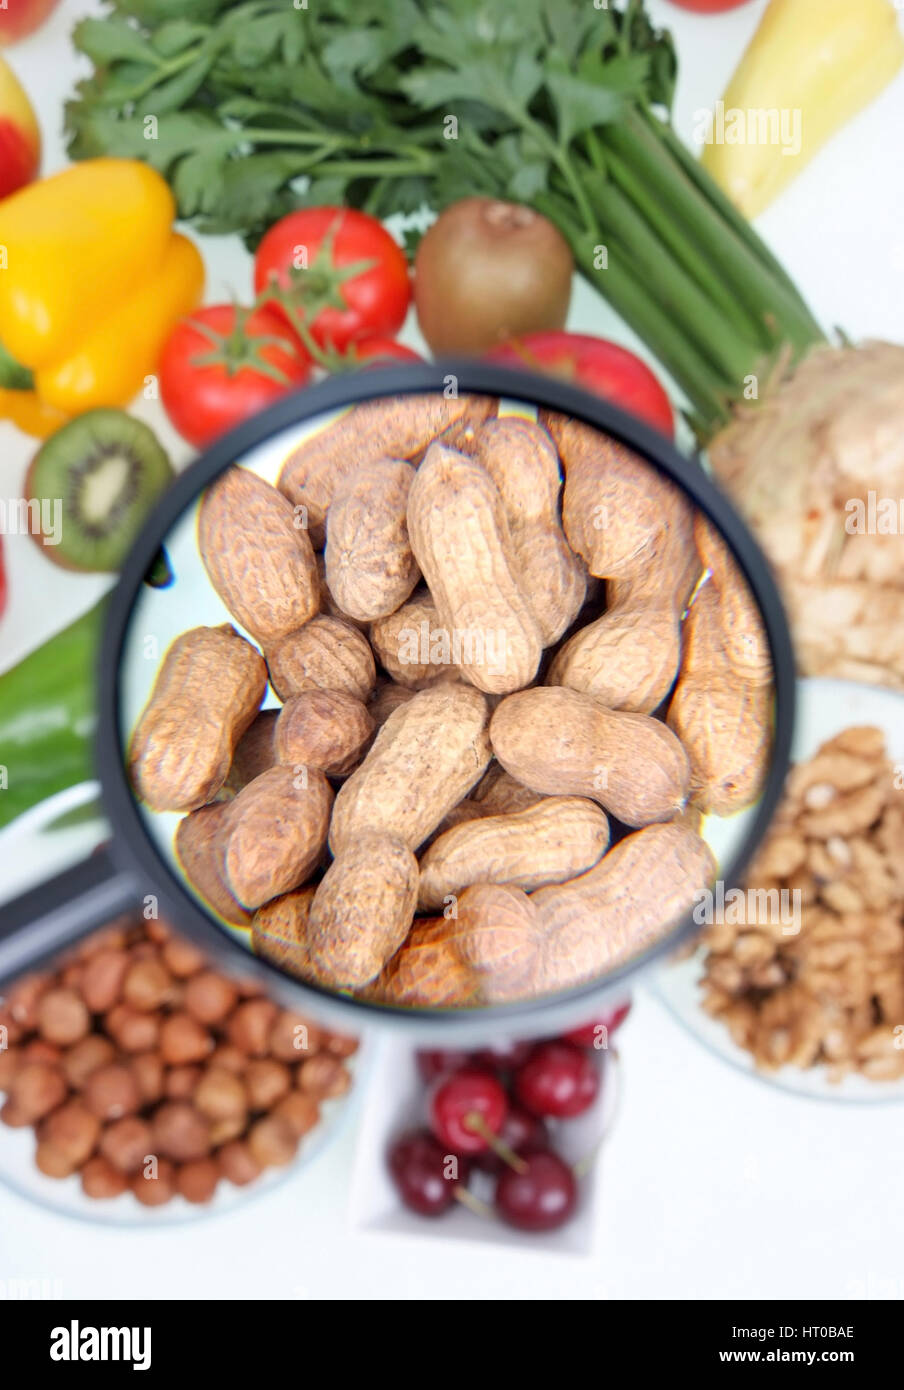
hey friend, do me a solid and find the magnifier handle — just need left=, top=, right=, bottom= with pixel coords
left=0, top=848, right=135, bottom=987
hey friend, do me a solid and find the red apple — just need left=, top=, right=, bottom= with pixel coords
left=0, top=0, right=61, bottom=46
left=0, top=54, right=39, bottom=199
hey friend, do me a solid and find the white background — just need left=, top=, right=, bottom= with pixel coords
left=1, top=0, right=904, bottom=1300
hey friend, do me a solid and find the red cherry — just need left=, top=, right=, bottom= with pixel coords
left=416, top=1049, right=471, bottom=1084
left=515, top=1041, right=600, bottom=1118
left=495, top=1151, right=577, bottom=1232
left=475, top=1106, right=548, bottom=1174
left=388, top=1129, right=469, bottom=1216
left=563, top=999, right=632, bottom=1049
left=471, top=1039, right=533, bottom=1072
left=429, top=1068, right=508, bottom=1155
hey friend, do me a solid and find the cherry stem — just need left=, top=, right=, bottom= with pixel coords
left=464, top=1111, right=528, bottom=1174
left=572, top=1046, right=622, bottom=1181
left=453, top=1186, right=495, bottom=1220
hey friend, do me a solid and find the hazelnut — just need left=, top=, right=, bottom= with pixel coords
left=227, top=1000, right=277, bottom=1058
left=325, top=1032, right=359, bottom=1060
left=209, top=1044, right=247, bottom=1075
left=130, top=1052, right=165, bottom=1106
left=76, top=923, right=129, bottom=960
left=21, top=1039, right=62, bottom=1065
left=81, top=1155, right=129, bottom=1200
left=245, top=1059, right=291, bottom=1111
left=83, top=1064, right=140, bottom=1121
left=0, top=1097, right=31, bottom=1127
left=62, top=1035, right=116, bottom=1090
left=159, top=1013, right=213, bottom=1066
left=39, top=1099, right=100, bottom=1167
left=194, top=1068, right=248, bottom=1123
left=184, top=971, right=238, bottom=1025
left=99, top=1116, right=154, bottom=1174
left=36, top=1141, right=77, bottom=1179
left=80, top=949, right=129, bottom=1013
left=247, top=1115, right=297, bottom=1169
left=131, top=1158, right=176, bottom=1207
left=297, top=1054, right=351, bottom=1099
left=218, top=1139, right=262, bottom=1187
left=6, top=973, right=50, bottom=1030
left=208, top=1115, right=245, bottom=1147
left=36, top=988, right=90, bottom=1046
left=161, top=937, right=206, bottom=979
left=10, top=1062, right=67, bottom=1122
left=176, top=1158, right=220, bottom=1205
left=269, top=1011, right=322, bottom=1062
left=123, top=958, right=173, bottom=1012
left=105, top=1004, right=160, bottom=1054
left=164, top=1065, right=203, bottom=1101
left=151, top=1102, right=211, bottom=1162
left=273, top=1091, right=320, bottom=1140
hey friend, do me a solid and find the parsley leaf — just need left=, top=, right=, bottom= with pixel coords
left=68, top=0, right=677, bottom=248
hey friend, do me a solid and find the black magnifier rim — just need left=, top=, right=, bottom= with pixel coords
left=97, top=361, right=796, bottom=1034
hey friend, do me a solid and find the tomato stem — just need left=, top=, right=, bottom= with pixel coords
left=186, top=307, right=296, bottom=385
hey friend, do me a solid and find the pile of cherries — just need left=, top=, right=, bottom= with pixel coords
left=387, top=1001, right=630, bottom=1234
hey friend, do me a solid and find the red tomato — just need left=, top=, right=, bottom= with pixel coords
left=665, top=1, right=751, bottom=11
left=486, top=332, right=674, bottom=437
left=159, top=305, right=311, bottom=449
left=254, top=208, right=411, bottom=354
left=348, top=337, right=423, bottom=367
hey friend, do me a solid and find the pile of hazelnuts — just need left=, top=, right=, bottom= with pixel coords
left=0, top=914, right=357, bottom=1208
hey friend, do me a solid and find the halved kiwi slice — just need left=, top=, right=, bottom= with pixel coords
left=26, top=409, right=174, bottom=573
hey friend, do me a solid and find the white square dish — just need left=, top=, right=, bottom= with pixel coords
left=348, top=1034, right=620, bottom=1255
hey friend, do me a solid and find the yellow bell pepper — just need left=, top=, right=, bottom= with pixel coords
left=702, top=0, right=904, bottom=219
left=36, top=234, right=204, bottom=413
left=0, top=389, right=67, bottom=438
left=0, top=158, right=204, bottom=435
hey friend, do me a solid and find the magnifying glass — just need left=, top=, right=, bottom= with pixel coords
left=0, top=363, right=795, bottom=1041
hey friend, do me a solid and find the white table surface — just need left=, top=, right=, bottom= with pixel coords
left=2, top=0, right=903, bottom=1300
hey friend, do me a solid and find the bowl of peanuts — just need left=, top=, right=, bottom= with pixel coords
left=0, top=894, right=361, bottom=1223
left=654, top=677, right=904, bottom=1101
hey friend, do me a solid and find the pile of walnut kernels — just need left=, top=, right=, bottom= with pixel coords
left=701, top=726, right=904, bottom=1080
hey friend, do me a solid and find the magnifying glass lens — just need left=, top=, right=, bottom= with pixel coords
left=120, top=382, right=785, bottom=1020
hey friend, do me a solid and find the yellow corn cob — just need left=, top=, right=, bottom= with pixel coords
left=702, top=0, right=904, bottom=218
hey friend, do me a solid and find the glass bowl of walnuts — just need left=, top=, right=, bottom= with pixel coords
left=0, top=906, right=360, bottom=1224
left=654, top=678, right=904, bottom=1104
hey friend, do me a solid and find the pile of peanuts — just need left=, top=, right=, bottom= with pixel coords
left=0, top=914, right=356, bottom=1206
left=129, top=392, right=773, bottom=1006
left=700, top=726, right=904, bottom=1081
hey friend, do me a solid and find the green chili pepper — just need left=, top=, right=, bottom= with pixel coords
left=0, top=601, right=104, bottom=831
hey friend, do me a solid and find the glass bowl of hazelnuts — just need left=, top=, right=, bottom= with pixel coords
left=0, top=911, right=359, bottom=1224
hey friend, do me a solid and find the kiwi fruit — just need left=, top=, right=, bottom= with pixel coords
left=26, top=409, right=174, bottom=573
